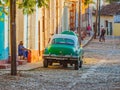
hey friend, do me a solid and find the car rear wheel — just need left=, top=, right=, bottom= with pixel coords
left=43, top=59, right=48, bottom=68
left=79, top=60, right=83, bottom=68
left=74, top=61, right=80, bottom=70
left=63, top=62, right=67, bottom=68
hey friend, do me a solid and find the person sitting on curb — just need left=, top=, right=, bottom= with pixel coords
left=18, top=41, right=30, bottom=60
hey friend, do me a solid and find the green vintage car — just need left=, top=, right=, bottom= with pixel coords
left=43, top=31, right=84, bottom=70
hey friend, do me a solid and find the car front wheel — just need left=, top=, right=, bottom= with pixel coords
left=79, top=60, right=83, bottom=68
left=43, top=59, right=48, bottom=68
left=74, top=61, right=80, bottom=70
left=63, top=62, right=67, bottom=68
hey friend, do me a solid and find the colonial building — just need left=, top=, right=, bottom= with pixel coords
left=0, top=0, right=88, bottom=66
left=100, top=2, right=120, bottom=36
left=0, top=7, right=9, bottom=65
left=92, top=2, right=120, bottom=36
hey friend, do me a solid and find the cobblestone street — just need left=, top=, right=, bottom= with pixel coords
left=0, top=36, right=120, bottom=90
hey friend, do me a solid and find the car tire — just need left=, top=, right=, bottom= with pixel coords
left=60, top=62, right=62, bottom=65
left=63, top=62, right=67, bottom=68
left=43, top=59, right=48, bottom=68
left=79, top=60, right=83, bottom=68
left=74, top=61, right=79, bottom=70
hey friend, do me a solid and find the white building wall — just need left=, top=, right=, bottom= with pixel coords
left=35, top=6, right=39, bottom=50
left=100, top=16, right=113, bottom=27
left=62, top=6, right=69, bottom=31
left=38, top=8, right=43, bottom=51
left=58, top=0, right=63, bottom=33
left=17, top=0, right=70, bottom=56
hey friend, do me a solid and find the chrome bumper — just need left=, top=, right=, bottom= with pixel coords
left=43, top=54, right=79, bottom=60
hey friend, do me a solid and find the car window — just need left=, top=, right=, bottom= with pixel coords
left=52, top=38, right=74, bottom=46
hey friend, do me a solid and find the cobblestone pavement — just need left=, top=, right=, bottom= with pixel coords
left=0, top=36, right=120, bottom=90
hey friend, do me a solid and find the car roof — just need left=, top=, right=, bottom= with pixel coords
left=61, top=30, right=77, bottom=36
left=52, top=34, right=78, bottom=41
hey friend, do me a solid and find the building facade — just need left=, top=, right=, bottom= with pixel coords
left=100, top=2, right=120, bottom=36
left=0, top=0, right=88, bottom=64
left=0, top=7, right=9, bottom=64
left=16, top=0, right=67, bottom=63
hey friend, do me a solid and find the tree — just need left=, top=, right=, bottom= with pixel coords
left=84, top=0, right=94, bottom=5
left=84, top=0, right=98, bottom=39
left=84, top=0, right=101, bottom=39
left=1, top=0, right=49, bottom=76
left=0, top=0, right=49, bottom=14
left=84, top=0, right=94, bottom=25
left=94, top=0, right=99, bottom=39
left=106, top=0, right=120, bottom=3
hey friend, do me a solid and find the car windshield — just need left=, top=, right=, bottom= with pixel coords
left=51, top=38, right=74, bottom=46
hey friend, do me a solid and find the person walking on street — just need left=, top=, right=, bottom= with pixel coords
left=99, top=25, right=106, bottom=42
left=87, top=24, right=92, bottom=36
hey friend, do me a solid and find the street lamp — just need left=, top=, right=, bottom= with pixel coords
left=88, top=3, right=90, bottom=26
left=98, top=0, right=101, bottom=36
left=78, top=0, right=82, bottom=45
left=94, top=0, right=99, bottom=39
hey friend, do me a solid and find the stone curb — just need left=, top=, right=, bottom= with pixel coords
left=82, top=33, right=94, bottom=47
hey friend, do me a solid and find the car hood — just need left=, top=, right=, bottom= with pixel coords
left=47, top=44, right=76, bottom=55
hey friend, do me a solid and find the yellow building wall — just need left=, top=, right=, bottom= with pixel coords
left=113, top=23, right=120, bottom=36
left=16, top=7, right=24, bottom=53
left=92, top=15, right=120, bottom=36
left=66, top=0, right=88, bottom=14
left=82, top=0, right=88, bottom=14
left=40, top=0, right=65, bottom=49
left=15, top=0, right=88, bottom=62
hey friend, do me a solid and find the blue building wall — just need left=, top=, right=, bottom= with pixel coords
left=0, top=8, right=9, bottom=61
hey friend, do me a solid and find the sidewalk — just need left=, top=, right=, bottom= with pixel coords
left=82, top=32, right=94, bottom=47
left=2, top=34, right=94, bottom=71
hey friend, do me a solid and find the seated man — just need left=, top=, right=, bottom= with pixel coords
left=18, top=41, right=30, bottom=60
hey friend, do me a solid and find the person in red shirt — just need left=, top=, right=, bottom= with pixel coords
left=87, top=24, right=92, bottom=36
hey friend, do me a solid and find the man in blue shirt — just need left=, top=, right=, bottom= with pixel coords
left=18, top=41, right=29, bottom=59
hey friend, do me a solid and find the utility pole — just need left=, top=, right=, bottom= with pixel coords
left=98, top=0, right=101, bottom=36
left=10, top=0, right=17, bottom=75
left=94, top=0, right=98, bottom=39
left=78, top=0, right=82, bottom=45
left=88, top=3, right=90, bottom=26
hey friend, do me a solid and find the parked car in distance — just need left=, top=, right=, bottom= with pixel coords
left=43, top=30, right=84, bottom=70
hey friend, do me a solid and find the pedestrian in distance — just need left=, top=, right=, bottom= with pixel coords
left=99, top=25, right=106, bottom=42
left=87, top=24, right=92, bottom=36
left=18, top=41, right=30, bottom=60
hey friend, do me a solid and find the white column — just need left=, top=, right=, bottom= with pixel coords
left=63, top=6, right=69, bottom=31
left=24, top=15, right=28, bottom=48
left=35, top=5, right=39, bottom=50
left=4, top=10, right=9, bottom=49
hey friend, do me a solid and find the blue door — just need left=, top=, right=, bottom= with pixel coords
left=0, top=8, right=9, bottom=61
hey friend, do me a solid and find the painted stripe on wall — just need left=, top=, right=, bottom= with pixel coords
left=0, top=7, right=9, bottom=60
